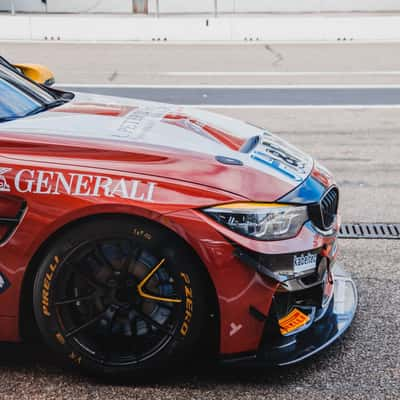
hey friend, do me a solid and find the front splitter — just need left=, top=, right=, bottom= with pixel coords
left=221, top=263, right=358, bottom=367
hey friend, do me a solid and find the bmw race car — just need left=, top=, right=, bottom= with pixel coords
left=0, top=57, right=357, bottom=377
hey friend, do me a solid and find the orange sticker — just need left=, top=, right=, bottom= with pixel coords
left=279, top=308, right=310, bottom=335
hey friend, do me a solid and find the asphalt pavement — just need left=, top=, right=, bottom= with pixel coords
left=0, top=42, right=399, bottom=400
left=4, top=42, right=400, bottom=85
left=57, top=86, right=400, bottom=106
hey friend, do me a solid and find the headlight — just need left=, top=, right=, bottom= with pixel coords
left=203, top=203, right=308, bottom=241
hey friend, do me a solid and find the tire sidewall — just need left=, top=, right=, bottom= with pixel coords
left=33, top=216, right=205, bottom=376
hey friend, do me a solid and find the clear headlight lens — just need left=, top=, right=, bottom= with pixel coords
left=203, top=203, right=308, bottom=241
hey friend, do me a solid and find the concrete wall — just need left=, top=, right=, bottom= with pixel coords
left=2, top=14, right=400, bottom=42
left=0, top=0, right=132, bottom=12
left=150, top=0, right=400, bottom=13
left=2, top=0, right=400, bottom=13
left=0, top=0, right=44, bottom=12
left=320, top=0, right=400, bottom=12
left=46, top=0, right=132, bottom=13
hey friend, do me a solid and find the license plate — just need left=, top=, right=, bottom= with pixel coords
left=279, top=308, right=310, bottom=335
left=293, top=252, right=317, bottom=274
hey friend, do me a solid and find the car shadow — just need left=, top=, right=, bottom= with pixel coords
left=0, top=339, right=347, bottom=388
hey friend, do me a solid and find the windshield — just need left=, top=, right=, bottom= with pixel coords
left=0, top=63, right=67, bottom=123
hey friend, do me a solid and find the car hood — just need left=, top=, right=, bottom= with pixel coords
left=0, top=92, right=314, bottom=201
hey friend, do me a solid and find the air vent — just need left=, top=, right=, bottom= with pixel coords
left=0, top=196, right=26, bottom=244
left=339, top=223, right=400, bottom=239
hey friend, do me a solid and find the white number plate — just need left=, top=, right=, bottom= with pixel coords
left=293, top=253, right=317, bottom=274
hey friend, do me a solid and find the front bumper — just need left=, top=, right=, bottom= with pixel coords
left=222, top=263, right=357, bottom=366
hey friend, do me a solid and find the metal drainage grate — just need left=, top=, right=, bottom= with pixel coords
left=339, top=223, right=400, bottom=239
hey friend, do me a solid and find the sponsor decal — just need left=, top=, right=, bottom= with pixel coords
left=0, top=168, right=11, bottom=192
left=117, top=106, right=171, bottom=138
left=251, top=133, right=312, bottom=183
left=0, top=272, right=10, bottom=294
left=279, top=308, right=310, bottom=335
left=229, top=322, right=243, bottom=337
left=293, top=252, right=318, bottom=274
left=0, top=167, right=157, bottom=202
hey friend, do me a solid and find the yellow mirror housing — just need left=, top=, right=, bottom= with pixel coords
left=13, top=63, right=55, bottom=86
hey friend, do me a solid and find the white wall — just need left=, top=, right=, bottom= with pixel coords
left=320, top=0, right=400, bottom=12
left=0, top=0, right=44, bottom=12
left=2, top=0, right=400, bottom=14
left=148, top=0, right=400, bottom=13
left=156, top=0, right=215, bottom=14
left=46, top=0, right=132, bottom=13
left=3, top=14, right=400, bottom=42
left=233, top=0, right=321, bottom=13
left=234, top=0, right=400, bottom=13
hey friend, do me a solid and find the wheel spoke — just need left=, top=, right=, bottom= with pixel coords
left=65, top=309, right=109, bottom=339
left=55, top=292, right=96, bottom=306
left=97, top=306, right=118, bottom=336
left=54, top=235, right=184, bottom=364
left=137, top=258, right=182, bottom=304
left=93, top=243, right=114, bottom=270
left=68, top=262, right=107, bottom=290
left=115, top=244, right=140, bottom=283
left=123, top=244, right=141, bottom=271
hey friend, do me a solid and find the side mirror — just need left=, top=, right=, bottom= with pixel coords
left=13, top=63, right=55, bottom=86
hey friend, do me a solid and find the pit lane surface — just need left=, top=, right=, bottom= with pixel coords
left=58, top=85, right=400, bottom=106
left=0, top=42, right=399, bottom=400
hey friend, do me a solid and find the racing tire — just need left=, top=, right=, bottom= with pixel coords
left=33, top=216, right=207, bottom=377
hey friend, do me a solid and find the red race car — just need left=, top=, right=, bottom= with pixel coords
left=0, top=57, right=357, bottom=377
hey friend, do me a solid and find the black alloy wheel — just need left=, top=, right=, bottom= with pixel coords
left=33, top=216, right=207, bottom=376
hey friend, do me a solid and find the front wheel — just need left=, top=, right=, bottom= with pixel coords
left=33, top=216, right=207, bottom=377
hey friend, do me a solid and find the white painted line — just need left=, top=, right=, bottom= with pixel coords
left=186, top=105, right=400, bottom=109
left=164, top=71, right=400, bottom=76
left=56, top=84, right=400, bottom=89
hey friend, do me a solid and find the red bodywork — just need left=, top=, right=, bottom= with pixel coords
left=0, top=95, right=337, bottom=356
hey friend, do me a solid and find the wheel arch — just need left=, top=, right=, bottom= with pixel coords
left=19, top=212, right=220, bottom=355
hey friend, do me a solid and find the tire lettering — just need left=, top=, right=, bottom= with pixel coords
left=132, top=228, right=153, bottom=240
left=41, top=255, right=60, bottom=317
left=184, top=286, right=192, bottom=298
left=55, top=332, right=66, bottom=345
left=180, top=272, right=190, bottom=285
left=186, top=297, right=193, bottom=312
left=180, top=273, right=193, bottom=337
left=69, top=352, right=82, bottom=365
